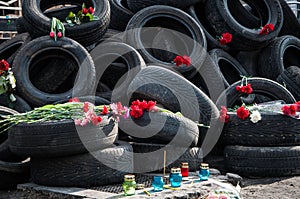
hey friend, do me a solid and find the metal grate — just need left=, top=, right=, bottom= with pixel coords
left=89, top=174, right=153, bottom=194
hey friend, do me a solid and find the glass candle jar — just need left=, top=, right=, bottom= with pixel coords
left=152, top=176, right=164, bottom=192
left=181, top=162, right=189, bottom=177
left=169, top=168, right=182, bottom=188
left=122, top=174, right=136, bottom=196
left=199, top=163, right=210, bottom=181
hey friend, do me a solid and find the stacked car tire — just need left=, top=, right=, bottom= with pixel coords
left=0, top=0, right=300, bottom=189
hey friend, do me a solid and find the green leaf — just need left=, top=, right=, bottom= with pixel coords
left=68, top=11, right=75, bottom=19
left=82, top=3, right=86, bottom=9
left=9, top=94, right=16, bottom=102
left=85, top=13, right=93, bottom=21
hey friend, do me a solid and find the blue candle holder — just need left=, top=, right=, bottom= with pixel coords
left=199, top=163, right=210, bottom=181
left=169, top=168, right=182, bottom=187
left=152, top=176, right=164, bottom=191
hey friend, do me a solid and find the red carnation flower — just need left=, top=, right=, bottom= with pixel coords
left=295, top=101, right=300, bottom=111
left=290, top=105, right=297, bottom=116
left=146, top=100, right=156, bottom=111
left=83, top=102, right=89, bottom=113
left=0, top=59, right=9, bottom=74
left=281, top=105, right=291, bottom=115
left=259, top=23, right=274, bottom=35
left=101, top=106, right=108, bottom=115
left=236, top=106, right=250, bottom=120
left=219, top=106, right=229, bottom=123
left=69, top=97, right=80, bottom=102
left=236, top=84, right=252, bottom=94
left=219, top=32, right=232, bottom=45
left=243, top=84, right=253, bottom=94
left=173, top=55, right=184, bottom=66
left=182, top=55, right=191, bottom=66
left=130, top=105, right=144, bottom=119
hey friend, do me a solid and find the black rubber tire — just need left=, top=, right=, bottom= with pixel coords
left=224, top=145, right=300, bottom=177
left=12, top=36, right=96, bottom=107
left=8, top=116, right=118, bottom=158
left=22, top=0, right=110, bottom=47
left=222, top=112, right=300, bottom=146
left=119, top=109, right=199, bottom=147
left=0, top=106, right=19, bottom=155
left=278, top=0, right=300, bottom=38
left=205, top=0, right=283, bottom=51
left=90, top=41, right=145, bottom=103
left=0, top=33, right=31, bottom=65
left=0, top=94, right=31, bottom=113
left=258, top=36, right=300, bottom=80
left=186, top=5, right=230, bottom=52
left=54, top=95, right=111, bottom=105
left=277, top=66, right=300, bottom=101
left=209, top=49, right=249, bottom=87
left=0, top=158, right=30, bottom=190
left=209, top=49, right=255, bottom=104
left=87, top=29, right=123, bottom=52
left=216, top=77, right=296, bottom=108
left=127, top=66, right=219, bottom=126
left=126, top=0, right=201, bottom=13
left=31, top=141, right=133, bottom=187
left=15, top=17, right=27, bottom=34
left=109, top=0, right=134, bottom=31
left=131, top=142, right=202, bottom=173
left=125, top=5, right=207, bottom=80
left=235, top=50, right=261, bottom=77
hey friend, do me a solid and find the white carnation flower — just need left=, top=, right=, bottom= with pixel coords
left=250, top=110, right=262, bottom=123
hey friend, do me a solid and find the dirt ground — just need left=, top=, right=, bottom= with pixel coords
left=241, top=176, right=300, bottom=199
left=1, top=176, right=300, bottom=198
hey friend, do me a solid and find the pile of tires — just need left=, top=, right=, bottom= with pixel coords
left=0, top=0, right=299, bottom=188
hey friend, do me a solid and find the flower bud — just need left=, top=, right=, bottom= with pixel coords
left=49, top=31, right=55, bottom=38
left=57, top=32, right=62, bottom=38
left=88, top=7, right=94, bottom=14
left=82, top=8, right=88, bottom=14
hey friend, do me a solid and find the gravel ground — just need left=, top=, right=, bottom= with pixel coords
left=241, top=176, right=300, bottom=199
left=1, top=176, right=300, bottom=198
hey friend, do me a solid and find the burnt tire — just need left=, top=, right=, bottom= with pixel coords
left=90, top=41, right=145, bottom=103
left=119, top=109, right=199, bottom=147
left=277, top=66, right=300, bottom=101
left=258, top=35, right=300, bottom=80
left=31, top=141, right=133, bottom=187
left=0, top=158, right=30, bottom=190
left=0, top=33, right=31, bottom=65
left=126, top=0, right=201, bottom=13
left=8, top=116, right=118, bottom=158
left=125, top=5, right=207, bottom=80
left=222, top=112, right=300, bottom=146
left=278, top=0, right=300, bottom=38
left=127, top=66, right=219, bottom=126
left=131, top=142, right=202, bottom=173
left=209, top=49, right=249, bottom=87
left=109, top=0, right=134, bottom=31
left=12, top=36, right=96, bottom=107
left=22, top=0, right=110, bottom=47
left=0, top=94, right=31, bottom=113
left=225, top=145, right=300, bottom=177
left=216, top=77, right=296, bottom=108
left=205, top=0, right=283, bottom=51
